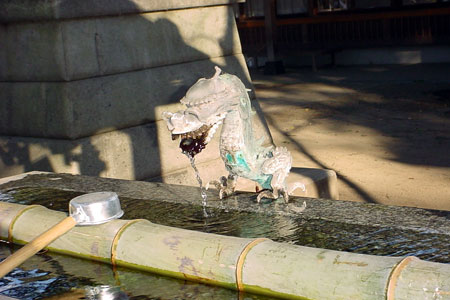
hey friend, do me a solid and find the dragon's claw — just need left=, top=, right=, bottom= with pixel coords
left=207, top=175, right=237, bottom=199
left=257, top=188, right=290, bottom=203
left=256, top=190, right=269, bottom=203
left=288, top=182, right=306, bottom=194
left=282, top=190, right=289, bottom=203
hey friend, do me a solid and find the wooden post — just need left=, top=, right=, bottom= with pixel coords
left=264, top=0, right=276, bottom=62
left=263, top=0, right=284, bottom=74
left=237, top=3, right=246, bottom=22
left=307, top=0, right=318, bottom=16
left=391, top=0, right=403, bottom=8
left=383, top=19, right=392, bottom=41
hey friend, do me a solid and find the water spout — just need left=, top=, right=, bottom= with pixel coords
left=186, top=154, right=208, bottom=217
left=163, top=67, right=305, bottom=204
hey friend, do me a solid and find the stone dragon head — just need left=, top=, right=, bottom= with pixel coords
left=162, top=66, right=245, bottom=157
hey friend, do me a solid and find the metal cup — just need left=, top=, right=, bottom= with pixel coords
left=69, top=192, right=124, bottom=226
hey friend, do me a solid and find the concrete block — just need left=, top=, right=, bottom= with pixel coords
left=85, top=6, right=241, bottom=79
left=0, top=25, right=6, bottom=80
left=0, top=82, right=73, bottom=138
left=4, top=22, right=67, bottom=81
left=3, top=6, right=242, bottom=81
left=0, top=54, right=253, bottom=139
left=0, top=0, right=244, bottom=22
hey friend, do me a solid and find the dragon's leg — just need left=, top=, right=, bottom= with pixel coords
left=257, top=146, right=306, bottom=203
left=281, top=189, right=289, bottom=203
left=207, top=174, right=237, bottom=199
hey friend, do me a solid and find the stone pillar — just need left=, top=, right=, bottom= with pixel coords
left=0, top=0, right=273, bottom=184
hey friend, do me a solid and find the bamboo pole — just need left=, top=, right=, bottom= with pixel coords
left=0, top=202, right=449, bottom=299
left=0, top=216, right=77, bottom=278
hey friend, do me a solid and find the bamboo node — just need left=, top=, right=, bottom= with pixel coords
left=110, top=219, right=148, bottom=267
left=236, top=238, right=270, bottom=292
left=8, top=205, right=41, bottom=243
left=386, top=256, right=419, bottom=300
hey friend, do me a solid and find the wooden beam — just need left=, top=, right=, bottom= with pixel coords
left=307, top=0, right=318, bottom=16
left=237, top=7, right=450, bottom=28
left=264, top=0, right=277, bottom=61
left=391, top=0, right=403, bottom=8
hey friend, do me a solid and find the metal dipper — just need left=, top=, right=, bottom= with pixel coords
left=0, top=192, right=123, bottom=278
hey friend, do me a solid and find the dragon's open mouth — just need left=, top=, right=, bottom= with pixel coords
left=172, top=125, right=212, bottom=157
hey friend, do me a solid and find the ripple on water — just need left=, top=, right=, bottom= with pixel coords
left=0, top=187, right=448, bottom=299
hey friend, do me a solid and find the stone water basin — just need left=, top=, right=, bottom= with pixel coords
left=0, top=173, right=449, bottom=299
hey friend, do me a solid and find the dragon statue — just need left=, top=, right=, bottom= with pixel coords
left=163, top=67, right=305, bottom=203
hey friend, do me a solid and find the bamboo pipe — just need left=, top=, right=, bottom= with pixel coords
left=0, top=201, right=449, bottom=300
left=0, top=192, right=123, bottom=278
left=0, top=216, right=77, bottom=278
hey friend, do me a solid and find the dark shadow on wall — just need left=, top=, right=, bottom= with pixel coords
left=0, top=136, right=107, bottom=178
left=0, top=139, right=53, bottom=174
left=0, top=3, right=250, bottom=181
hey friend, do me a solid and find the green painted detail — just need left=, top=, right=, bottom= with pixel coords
left=256, top=174, right=273, bottom=190
left=235, top=152, right=250, bottom=172
left=225, top=152, right=251, bottom=172
left=223, top=151, right=273, bottom=189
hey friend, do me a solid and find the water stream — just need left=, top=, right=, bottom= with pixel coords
left=187, top=154, right=209, bottom=217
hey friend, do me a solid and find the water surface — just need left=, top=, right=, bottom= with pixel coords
left=0, top=187, right=448, bottom=299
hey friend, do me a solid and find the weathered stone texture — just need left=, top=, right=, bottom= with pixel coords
left=0, top=54, right=252, bottom=139
left=3, top=22, right=66, bottom=81
left=2, top=6, right=241, bottom=81
left=0, top=25, right=6, bottom=79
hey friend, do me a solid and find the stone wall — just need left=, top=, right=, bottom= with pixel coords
left=0, top=0, right=274, bottom=184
